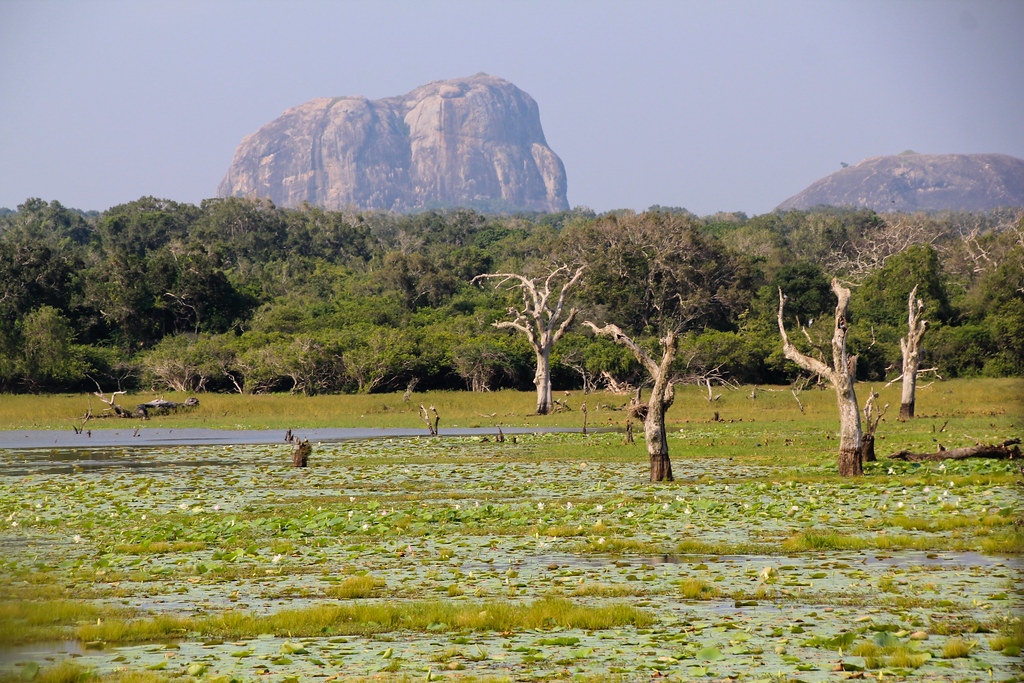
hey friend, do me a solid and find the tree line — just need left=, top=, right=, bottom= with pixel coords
left=0, top=196, right=1021, bottom=395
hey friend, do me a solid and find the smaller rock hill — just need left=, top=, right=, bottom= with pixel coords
left=776, top=153, right=1024, bottom=212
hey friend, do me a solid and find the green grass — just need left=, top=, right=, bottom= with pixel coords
left=72, top=597, right=654, bottom=643
left=942, top=636, right=979, bottom=658
left=678, top=578, right=719, bottom=599
left=3, top=377, right=1020, bottom=430
left=0, top=663, right=174, bottom=683
left=324, top=574, right=382, bottom=599
left=0, top=600, right=123, bottom=645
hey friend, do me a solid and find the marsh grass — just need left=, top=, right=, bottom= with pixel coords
left=0, top=600, right=121, bottom=645
left=112, top=541, right=206, bottom=554
left=0, top=662, right=175, bottom=683
left=324, top=574, right=382, bottom=599
left=578, top=537, right=665, bottom=554
left=678, top=578, right=719, bottom=599
left=4, top=377, right=1019, bottom=430
left=74, top=598, right=653, bottom=643
left=884, top=514, right=1014, bottom=532
left=782, top=530, right=951, bottom=552
left=941, top=636, right=978, bottom=658
left=570, top=583, right=648, bottom=598
left=980, top=528, right=1024, bottom=554
left=989, top=619, right=1024, bottom=654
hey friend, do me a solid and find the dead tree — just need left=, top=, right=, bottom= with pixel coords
left=91, top=379, right=131, bottom=418
left=292, top=439, right=311, bottom=467
left=473, top=265, right=585, bottom=415
left=585, top=322, right=677, bottom=482
left=896, top=285, right=928, bottom=419
left=402, top=378, right=418, bottom=402
left=419, top=403, right=439, bottom=436
left=860, top=389, right=888, bottom=463
left=778, top=280, right=864, bottom=476
left=889, top=438, right=1020, bottom=462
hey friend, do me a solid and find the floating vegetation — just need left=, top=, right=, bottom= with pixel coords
left=1, top=410, right=1021, bottom=680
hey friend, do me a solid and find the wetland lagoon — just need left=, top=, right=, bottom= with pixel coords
left=0, top=381, right=1022, bottom=682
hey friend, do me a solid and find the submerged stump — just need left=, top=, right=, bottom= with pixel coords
left=292, top=439, right=312, bottom=467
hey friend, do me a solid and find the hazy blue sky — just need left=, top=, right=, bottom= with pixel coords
left=2, top=0, right=1022, bottom=216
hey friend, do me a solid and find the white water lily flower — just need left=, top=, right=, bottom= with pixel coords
left=272, top=554, right=282, bottom=563
left=597, top=537, right=606, bottom=545
left=595, top=504, right=604, bottom=512
left=362, top=524, right=369, bottom=530
left=73, top=534, right=82, bottom=543
left=663, top=503, right=669, bottom=510
left=887, top=467, right=895, bottom=475
left=626, top=511, right=634, bottom=518
left=537, top=502, right=544, bottom=510
left=566, top=502, right=573, bottom=510
left=897, top=501, right=904, bottom=508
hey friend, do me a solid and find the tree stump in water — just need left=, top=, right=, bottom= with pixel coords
left=292, top=439, right=311, bottom=467
left=860, top=433, right=876, bottom=463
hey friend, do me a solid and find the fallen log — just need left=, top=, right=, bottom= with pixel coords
left=135, top=397, right=199, bottom=418
left=887, top=438, right=1020, bottom=462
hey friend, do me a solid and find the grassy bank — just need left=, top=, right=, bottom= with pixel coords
left=0, top=377, right=1021, bottom=431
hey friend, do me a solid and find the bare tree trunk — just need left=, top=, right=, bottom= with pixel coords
left=644, top=390, right=674, bottom=482
left=834, top=360, right=863, bottom=476
left=899, top=285, right=929, bottom=419
left=419, top=404, right=439, bottom=436
left=586, top=322, right=677, bottom=482
left=778, top=279, right=864, bottom=476
left=535, top=349, right=553, bottom=415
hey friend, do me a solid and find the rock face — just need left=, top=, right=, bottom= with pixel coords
left=217, top=74, right=569, bottom=213
left=777, top=153, right=1024, bottom=212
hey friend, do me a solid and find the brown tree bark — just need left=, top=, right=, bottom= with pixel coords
left=585, top=322, right=677, bottom=482
left=888, top=439, right=1020, bottom=462
left=292, top=439, right=311, bottom=467
left=860, top=389, right=888, bottom=463
left=474, top=265, right=585, bottom=414
left=778, top=279, right=864, bottom=476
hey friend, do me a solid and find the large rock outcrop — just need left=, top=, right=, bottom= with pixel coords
left=217, top=74, right=569, bottom=213
left=776, top=153, right=1024, bottom=212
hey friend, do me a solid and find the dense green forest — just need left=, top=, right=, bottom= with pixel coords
left=0, top=196, right=1021, bottom=394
